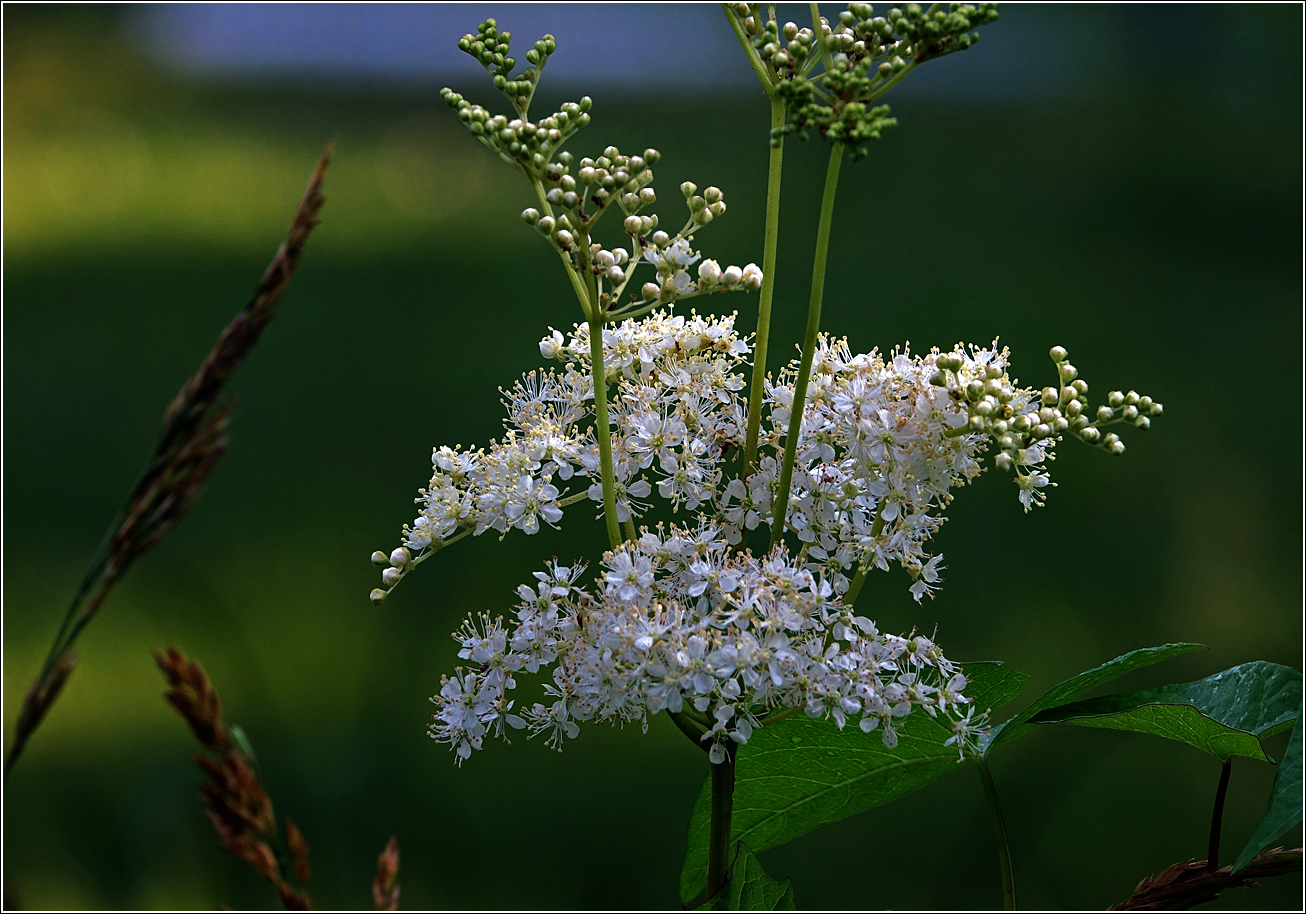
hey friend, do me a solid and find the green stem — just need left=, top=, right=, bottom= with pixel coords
left=532, top=175, right=593, bottom=314
left=810, top=3, right=835, bottom=75
left=706, top=749, right=737, bottom=899
left=722, top=4, right=776, bottom=92
left=841, top=510, right=887, bottom=605
left=668, top=709, right=710, bottom=748
left=867, top=59, right=919, bottom=103
left=976, top=758, right=1017, bottom=910
left=586, top=280, right=623, bottom=550
left=741, top=97, right=787, bottom=485
left=769, top=141, right=844, bottom=552
left=1207, top=758, right=1233, bottom=872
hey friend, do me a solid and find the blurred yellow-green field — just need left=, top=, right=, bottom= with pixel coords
left=3, top=4, right=1302, bottom=909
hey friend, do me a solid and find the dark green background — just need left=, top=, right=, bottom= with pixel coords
left=3, top=4, right=1301, bottom=910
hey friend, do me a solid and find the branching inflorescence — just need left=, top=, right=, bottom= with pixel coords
left=371, top=9, right=1162, bottom=772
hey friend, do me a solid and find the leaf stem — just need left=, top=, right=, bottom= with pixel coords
left=706, top=748, right=737, bottom=899
left=741, top=96, right=787, bottom=485
left=1207, top=757, right=1233, bottom=873
left=770, top=140, right=844, bottom=552
left=976, top=757, right=1017, bottom=910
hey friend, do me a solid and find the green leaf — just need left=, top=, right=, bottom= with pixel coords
left=1234, top=708, right=1303, bottom=871
left=1027, top=662, right=1302, bottom=761
left=982, top=642, right=1205, bottom=753
left=679, top=661, right=1027, bottom=903
left=703, top=842, right=795, bottom=910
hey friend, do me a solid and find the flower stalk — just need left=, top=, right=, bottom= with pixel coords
left=585, top=276, right=623, bottom=549
left=770, top=139, right=844, bottom=551
left=1207, top=758, right=1233, bottom=873
left=741, top=94, right=787, bottom=486
left=707, top=747, right=737, bottom=899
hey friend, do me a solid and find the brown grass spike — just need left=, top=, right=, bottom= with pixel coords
left=156, top=646, right=312, bottom=910
left=373, top=836, right=401, bottom=911
left=5, top=145, right=331, bottom=776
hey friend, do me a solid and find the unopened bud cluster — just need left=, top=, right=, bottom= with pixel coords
left=727, top=3, right=999, bottom=157
left=441, top=21, right=756, bottom=318
left=930, top=344, right=1163, bottom=503
left=522, top=160, right=759, bottom=311
left=454, top=18, right=556, bottom=111
left=428, top=523, right=983, bottom=765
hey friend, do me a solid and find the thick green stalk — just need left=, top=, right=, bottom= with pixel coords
left=586, top=284, right=623, bottom=550
left=706, top=751, right=737, bottom=899
left=976, top=758, right=1017, bottom=910
left=741, top=97, right=787, bottom=483
left=1207, top=758, right=1233, bottom=872
left=769, top=141, right=844, bottom=552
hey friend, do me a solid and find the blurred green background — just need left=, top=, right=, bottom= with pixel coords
left=3, top=3, right=1301, bottom=910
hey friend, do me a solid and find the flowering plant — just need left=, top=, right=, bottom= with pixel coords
left=360, top=4, right=1299, bottom=908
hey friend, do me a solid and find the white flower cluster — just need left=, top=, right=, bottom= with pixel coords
left=374, top=315, right=1160, bottom=606
left=370, top=309, right=754, bottom=603
left=545, top=309, right=754, bottom=517
left=428, top=522, right=981, bottom=765
left=723, top=338, right=1015, bottom=600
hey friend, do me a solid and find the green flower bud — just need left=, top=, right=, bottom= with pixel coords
left=1041, top=387, right=1058, bottom=405
left=1049, top=345, right=1067, bottom=361
left=1108, top=390, right=1124, bottom=407
left=1096, top=405, right=1113, bottom=422
left=680, top=181, right=697, bottom=198
left=371, top=550, right=389, bottom=566
left=369, top=588, right=387, bottom=606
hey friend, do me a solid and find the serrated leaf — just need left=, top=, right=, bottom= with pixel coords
left=1235, top=709, right=1303, bottom=871
left=680, top=661, right=1026, bottom=903
left=982, top=642, right=1205, bottom=753
left=703, top=842, right=795, bottom=910
left=1027, top=662, right=1301, bottom=761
